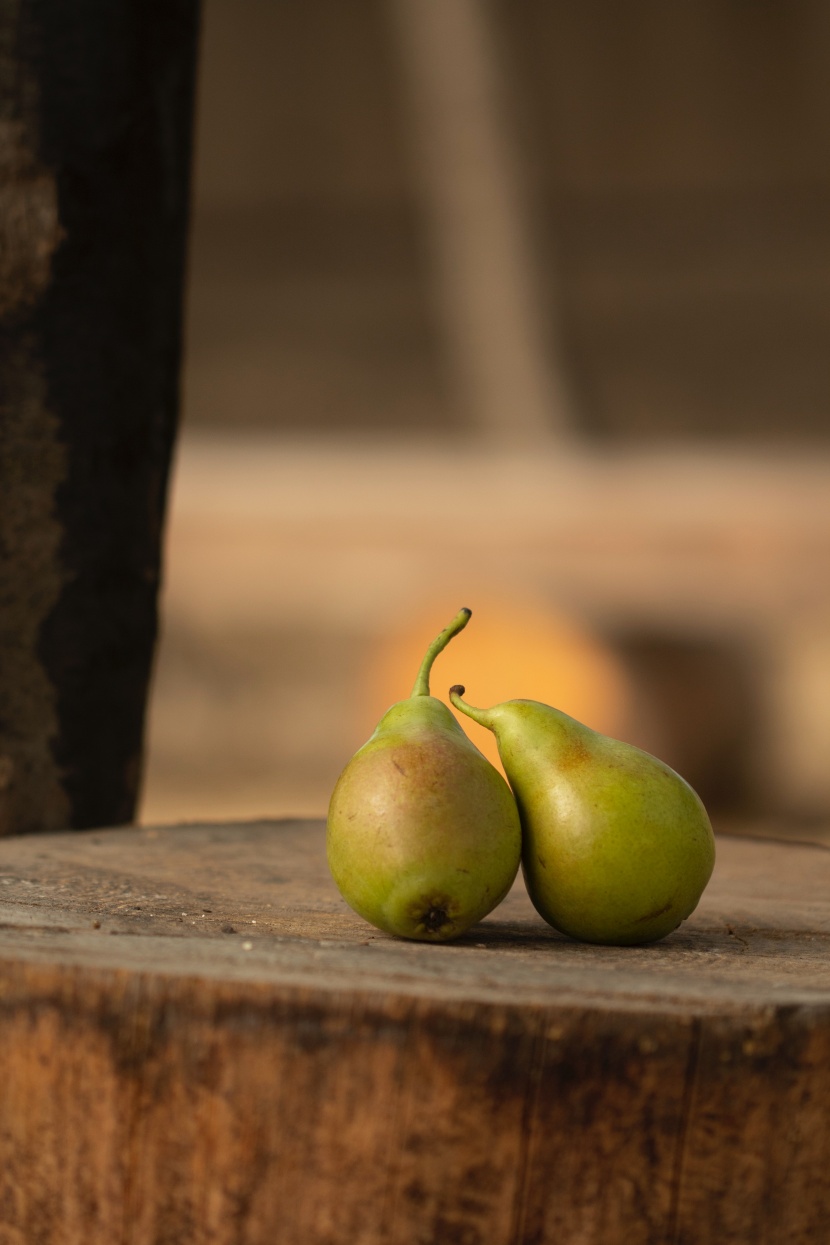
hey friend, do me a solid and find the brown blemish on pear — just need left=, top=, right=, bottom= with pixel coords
left=634, top=900, right=674, bottom=924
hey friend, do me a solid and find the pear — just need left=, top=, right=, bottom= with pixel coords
left=449, top=687, right=715, bottom=945
left=327, top=610, right=521, bottom=941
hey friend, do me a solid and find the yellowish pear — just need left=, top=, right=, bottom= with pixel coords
left=327, top=610, right=521, bottom=941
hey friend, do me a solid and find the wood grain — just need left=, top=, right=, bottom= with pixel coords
left=0, top=820, right=826, bottom=1244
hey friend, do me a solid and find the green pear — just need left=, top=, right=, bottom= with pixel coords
left=327, top=610, right=521, bottom=941
left=449, top=687, right=715, bottom=945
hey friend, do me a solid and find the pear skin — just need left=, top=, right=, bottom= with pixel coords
left=449, top=688, right=715, bottom=945
left=327, top=611, right=521, bottom=941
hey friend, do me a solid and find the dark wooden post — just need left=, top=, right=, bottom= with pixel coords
left=0, top=0, right=201, bottom=833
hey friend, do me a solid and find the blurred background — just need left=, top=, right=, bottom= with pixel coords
left=139, top=0, right=830, bottom=832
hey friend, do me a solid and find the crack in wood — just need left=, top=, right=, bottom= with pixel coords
left=726, top=924, right=751, bottom=951
left=508, top=1011, right=547, bottom=1245
left=668, top=1017, right=702, bottom=1245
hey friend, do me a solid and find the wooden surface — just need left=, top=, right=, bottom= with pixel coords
left=0, top=819, right=827, bottom=1244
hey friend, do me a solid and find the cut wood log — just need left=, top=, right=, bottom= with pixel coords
left=0, top=819, right=826, bottom=1243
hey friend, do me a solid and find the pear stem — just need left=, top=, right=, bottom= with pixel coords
left=449, top=685, right=493, bottom=727
left=410, top=608, right=472, bottom=698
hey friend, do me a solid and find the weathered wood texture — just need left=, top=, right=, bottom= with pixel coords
left=0, top=0, right=200, bottom=834
left=0, top=819, right=827, bottom=1244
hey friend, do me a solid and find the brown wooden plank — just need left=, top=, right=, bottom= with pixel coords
left=0, top=820, right=826, bottom=1244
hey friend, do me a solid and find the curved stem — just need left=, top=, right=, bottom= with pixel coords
left=410, top=608, right=472, bottom=697
left=449, top=685, right=493, bottom=727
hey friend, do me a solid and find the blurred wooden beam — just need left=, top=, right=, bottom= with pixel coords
left=389, top=0, right=574, bottom=441
left=148, top=433, right=830, bottom=821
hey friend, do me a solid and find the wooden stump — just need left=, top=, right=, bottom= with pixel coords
left=0, top=820, right=827, bottom=1244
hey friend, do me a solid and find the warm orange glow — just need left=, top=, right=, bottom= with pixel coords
left=363, top=597, right=632, bottom=775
